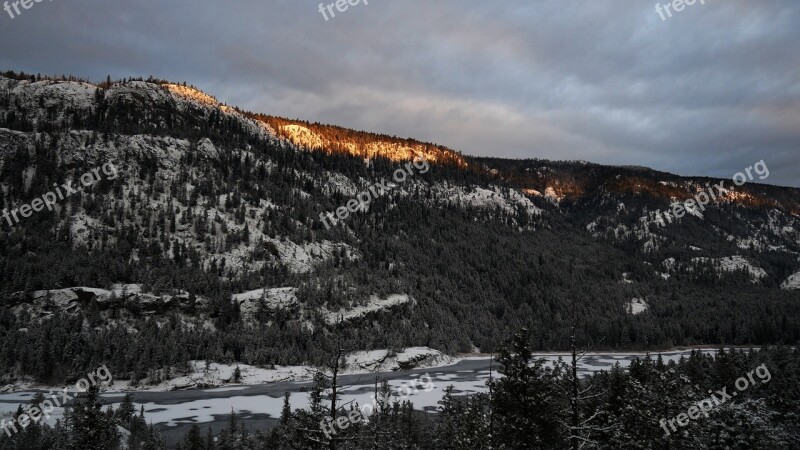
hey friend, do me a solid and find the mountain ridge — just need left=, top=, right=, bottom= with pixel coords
left=0, top=70, right=799, bottom=389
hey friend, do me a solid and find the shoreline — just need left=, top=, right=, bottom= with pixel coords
left=0, top=346, right=773, bottom=395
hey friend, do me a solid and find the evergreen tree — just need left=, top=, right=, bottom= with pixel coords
left=66, top=385, right=120, bottom=450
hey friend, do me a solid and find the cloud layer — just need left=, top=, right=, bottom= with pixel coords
left=1, top=0, right=798, bottom=186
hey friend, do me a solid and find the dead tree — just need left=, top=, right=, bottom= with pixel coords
left=556, top=302, right=613, bottom=449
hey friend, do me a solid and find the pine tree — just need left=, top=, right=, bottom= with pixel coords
left=182, top=424, right=204, bottom=450
left=205, top=427, right=216, bottom=450
left=66, top=385, right=120, bottom=450
left=116, top=393, right=136, bottom=425
left=490, top=328, right=566, bottom=448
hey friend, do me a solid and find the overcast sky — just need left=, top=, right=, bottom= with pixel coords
left=1, top=0, right=798, bottom=186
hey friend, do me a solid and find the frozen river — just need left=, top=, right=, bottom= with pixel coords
left=0, top=348, right=726, bottom=446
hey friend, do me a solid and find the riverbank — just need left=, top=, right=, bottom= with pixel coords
left=2, top=346, right=764, bottom=395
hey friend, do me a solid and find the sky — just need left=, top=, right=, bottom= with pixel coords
left=1, top=0, right=798, bottom=187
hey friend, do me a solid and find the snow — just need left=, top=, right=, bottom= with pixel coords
left=781, top=270, right=800, bottom=290
left=691, top=255, right=768, bottom=281
left=7, top=284, right=209, bottom=328
left=321, top=171, right=359, bottom=196
left=262, top=238, right=356, bottom=274
left=737, top=236, right=767, bottom=251
left=0, top=346, right=451, bottom=396
left=544, top=186, right=563, bottom=205
left=0, top=76, right=276, bottom=151
left=163, top=83, right=219, bottom=106
left=195, top=138, right=219, bottom=159
left=0, top=78, right=97, bottom=128
left=103, top=352, right=738, bottom=428
left=626, top=298, right=648, bottom=315
left=522, top=188, right=541, bottom=196
left=324, top=294, right=412, bottom=325
left=682, top=200, right=705, bottom=219
left=430, top=183, right=542, bottom=216
left=138, top=361, right=317, bottom=391
left=232, top=287, right=297, bottom=305
left=233, top=287, right=298, bottom=320
left=718, top=189, right=756, bottom=203
left=232, top=289, right=413, bottom=327
left=277, top=122, right=462, bottom=165
left=0, top=349, right=742, bottom=431
left=621, top=273, right=634, bottom=284
left=343, top=347, right=453, bottom=372
left=281, top=124, right=326, bottom=149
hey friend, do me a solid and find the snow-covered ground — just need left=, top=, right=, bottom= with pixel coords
left=0, top=347, right=452, bottom=394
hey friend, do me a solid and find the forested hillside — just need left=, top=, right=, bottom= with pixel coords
left=0, top=71, right=799, bottom=389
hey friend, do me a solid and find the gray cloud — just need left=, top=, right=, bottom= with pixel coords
left=0, top=0, right=797, bottom=186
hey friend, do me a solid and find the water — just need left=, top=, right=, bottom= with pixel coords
left=0, top=348, right=734, bottom=445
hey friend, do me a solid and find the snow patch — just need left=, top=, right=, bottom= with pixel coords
left=431, top=183, right=541, bottom=216
left=621, top=272, right=634, bottom=284
left=324, top=294, right=412, bottom=325
left=163, top=84, right=219, bottom=107
left=780, top=271, right=800, bottom=290
left=626, top=298, right=648, bottom=315
left=691, top=255, right=768, bottom=281
left=544, top=186, right=563, bottom=205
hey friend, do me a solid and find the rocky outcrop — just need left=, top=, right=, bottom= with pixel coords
left=7, top=284, right=208, bottom=317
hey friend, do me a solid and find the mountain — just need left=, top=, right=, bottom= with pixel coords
left=1, top=71, right=799, bottom=385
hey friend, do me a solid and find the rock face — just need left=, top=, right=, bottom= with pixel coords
left=782, top=271, right=800, bottom=290
left=9, top=284, right=208, bottom=317
left=233, top=287, right=299, bottom=322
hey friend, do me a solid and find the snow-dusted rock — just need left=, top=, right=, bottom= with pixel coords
left=233, top=287, right=298, bottom=320
left=626, top=298, right=648, bottom=315
left=691, top=255, right=768, bottom=281
left=781, top=271, right=800, bottom=290
left=324, top=294, right=413, bottom=325
left=430, top=183, right=541, bottom=216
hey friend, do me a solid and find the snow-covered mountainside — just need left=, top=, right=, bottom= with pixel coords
left=1, top=72, right=799, bottom=388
